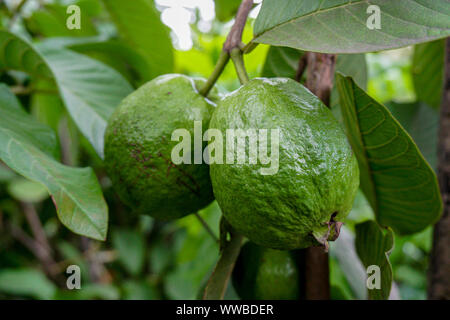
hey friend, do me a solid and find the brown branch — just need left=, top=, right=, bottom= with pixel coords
left=305, top=52, right=337, bottom=107
left=301, top=52, right=337, bottom=300
left=295, top=54, right=308, bottom=82
left=21, top=202, right=52, bottom=255
left=428, top=37, right=450, bottom=300
left=222, top=0, right=254, bottom=53
left=9, top=222, right=59, bottom=280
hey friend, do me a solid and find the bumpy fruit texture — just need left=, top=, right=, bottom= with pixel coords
left=104, top=74, right=216, bottom=220
left=233, top=242, right=300, bottom=300
left=210, top=78, right=359, bottom=250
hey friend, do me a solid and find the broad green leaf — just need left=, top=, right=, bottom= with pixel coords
left=261, top=46, right=303, bottom=78
left=40, top=47, right=132, bottom=158
left=112, top=228, right=146, bottom=276
left=0, top=31, right=54, bottom=79
left=0, top=268, right=56, bottom=299
left=355, top=221, right=394, bottom=300
left=215, top=0, right=242, bottom=22
left=253, top=0, right=450, bottom=53
left=0, top=30, right=133, bottom=158
left=0, top=85, right=108, bottom=240
left=386, top=101, right=439, bottom=170
left=38, top=37, right=153, bottom=86
left=102, top=0, right=173, bottom=79
left=0, top=163, right=16, bottom=182
left=68, top=40, right=153, bottom=86
left=331, top=53, right=368, bottom=110
left=0, top=84, right=59, bottom=159
left=336, top=74, right=442, bottom=235
left=412, top=39, right=445, bottom=109
left=26, top=1, right=98, bottom=37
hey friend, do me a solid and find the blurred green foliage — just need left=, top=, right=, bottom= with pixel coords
left=0, top=0, right=441, bottom=300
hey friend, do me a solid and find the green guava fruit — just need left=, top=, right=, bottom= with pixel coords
left=209, top=78, right=359, bottom=250
left=104, top=74, right=218, bottom=220
left=233, top=241, right=300, bottom=300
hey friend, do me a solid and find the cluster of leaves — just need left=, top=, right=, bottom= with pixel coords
left=0, top=0, right=448, bottom=300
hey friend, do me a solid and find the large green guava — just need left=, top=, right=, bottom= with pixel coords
left=209, top=78, right=359, bottom=250
left=232, top=241, right=300, bottom=300
left=104, top=74, right=217, bottom=220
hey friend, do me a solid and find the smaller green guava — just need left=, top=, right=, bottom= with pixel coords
left=104, top=74, right=218, bottom=220
left=232, top=241, right=300, bottom=300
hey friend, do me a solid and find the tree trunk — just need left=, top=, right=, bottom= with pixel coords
left=302, top=52, right=337, bottom=300
left=428, top=37, right=450, bottom=300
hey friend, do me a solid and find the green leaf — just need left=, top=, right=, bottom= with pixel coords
left=112, top=228, right=146, bottom=276
left=165, top=202, right=221, bottom=299
left=56, top=284, right=120, bottom=300
left=0, top=30, right=133, bottom=158
left=68, top=40, right=153, bottom=86
left=0, top=163, right=16, bottom=182
left=0, top=31, right=54, bottom=79
left=102, top=0, right=174, bottom=79
left=40, top=47, right=133, bottom=158
left=38, top=37, right=154, bottom=86
left=412, top=39, right=445, bottom=109
left=355, top=220, right=394, bottom=300
left=122, top=280, right=160, bottom=300
left=336, top=74, right=442, bottom=235
left=26, top=1, right=97, bottom=37
left=0, top=85, right=108, bottom=240
left=386, top=101, right=439, bottom=170
left=215, top=0, right=242, bottom=22
left=0, top=268, right=56, bottom=299
left=331, top=53, right=368, bottom=110
left=253, top=0, right=450, bottom=53
left=261, top=46, right=303, bottom=78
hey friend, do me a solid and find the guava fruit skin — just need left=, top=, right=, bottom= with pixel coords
left=209, top=78, right=359, bottom=250
left=104, top=74, right=216, bottom=220
left=233, top=242, right=300, bottom=300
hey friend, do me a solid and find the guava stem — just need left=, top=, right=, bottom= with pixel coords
left=199, top=51, right=230, bottom=97
left=200, top=0, right=253, bottom=95
left=194, top=212, right=219, bottom=243
left=230, top=48, right=249, bottom=85
left=203, top=230, right=244, bottom=299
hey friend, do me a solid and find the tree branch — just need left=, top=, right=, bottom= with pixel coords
left=301, top=52, right=337, bottom=300
left=428, top=37, right=450, bottom=300
left=222, top=0, right=254, bottom=53
left=305, top=52, right=337, bottom=107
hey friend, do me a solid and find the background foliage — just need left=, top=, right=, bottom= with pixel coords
left=0, top=0, right=447, bottom=300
